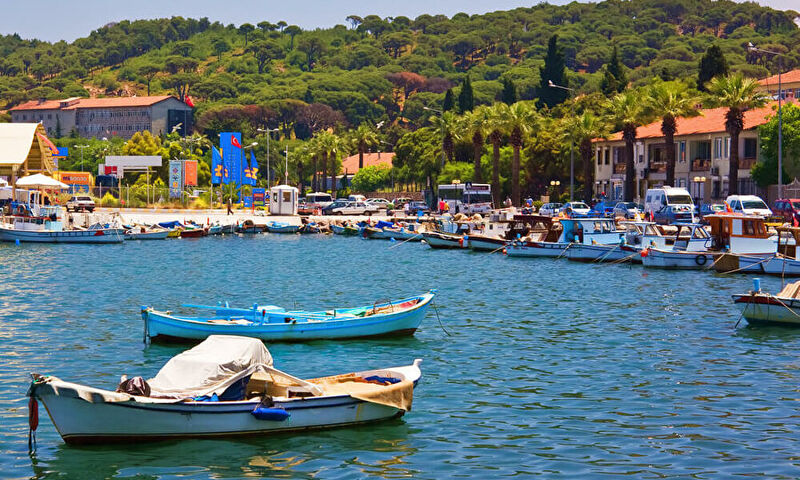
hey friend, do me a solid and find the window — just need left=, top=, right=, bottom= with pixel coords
left=724, top=137, right=730, bottom=158
left=679, top=141, right=686, bottom=162
left=604, top=149, right=609, bottom=165
left=714, top=137, right=723, bottom=159
left=744, top=138, right=757, bottom=158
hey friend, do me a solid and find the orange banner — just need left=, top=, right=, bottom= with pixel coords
left=183, top=160, right=198, bottom=187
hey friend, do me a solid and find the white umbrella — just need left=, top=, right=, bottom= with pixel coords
left=15, top=173, right=69, bottom=190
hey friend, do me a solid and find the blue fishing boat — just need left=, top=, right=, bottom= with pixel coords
left=266, top=221, right=300, bottom=234
left=141, top=291, right=436, bottom=342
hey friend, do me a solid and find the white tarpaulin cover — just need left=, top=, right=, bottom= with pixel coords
left=147, top=335, right=273, bottom=399
left=15, top=173, right=69, bottom=189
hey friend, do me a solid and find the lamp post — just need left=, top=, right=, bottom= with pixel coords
left=257, top=127, right=279, bottom=188
left=550, top=180, right=561, bottom=201
left=748, top=42, right=785, bottom=199
left=75, top=145, right=89, bottom=172
left=549, top=80, right=576, bottom=202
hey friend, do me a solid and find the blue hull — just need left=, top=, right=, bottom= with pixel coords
left=0, top=227, right=125, bottom=243
left=143, top=293, right=435, bottom=342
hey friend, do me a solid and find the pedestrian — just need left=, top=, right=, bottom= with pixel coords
left=226, top=197, right=233, bottom=216
left=504, top=196, right=512, bottom=208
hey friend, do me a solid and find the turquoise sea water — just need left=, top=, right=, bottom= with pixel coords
left=2, top=234, right=800, bottom=479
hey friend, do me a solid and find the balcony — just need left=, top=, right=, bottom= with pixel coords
left=740, top=157, right=757, bottom=170
left=614, top=163, right=626, bottom=174
left=649, top=161, right=666, bottom=173
left=691, top=158, right=711, bottom=171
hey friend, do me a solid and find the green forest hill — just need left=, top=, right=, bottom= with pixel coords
left=0, top=0, right=798, bottom=204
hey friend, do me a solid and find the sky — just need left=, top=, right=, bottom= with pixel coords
left=0, top=0, right=797, bottom=43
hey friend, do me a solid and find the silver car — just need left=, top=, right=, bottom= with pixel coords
left=613, top=202, right=641, bottom=219
left=539, top=202, right=563, bottom=216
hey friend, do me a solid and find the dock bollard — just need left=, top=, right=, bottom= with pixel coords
left=753, top=278, right=761, bottom=293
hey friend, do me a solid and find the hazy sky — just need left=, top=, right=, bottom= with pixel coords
left=1, top=0, right=797, bottom=43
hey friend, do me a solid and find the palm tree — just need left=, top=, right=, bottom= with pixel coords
left=706, top=74, right=769, bottom=195
left=486, top=104, right=507, bottom=207
left=644, top=80, right=700, bottom=187
left=305, top=136, right=324, bottom=191
left=315, top=131, right=337, bottom=194
left=349, top=123, right=380, bottom=170
left=326, top=134, right=345, bottom=196
left=564, top=112, right=609, bottom=202
left=429, top=111, right=459, bottom=164
left=607, top=91, right=648, bottom=202
left=499, top=101, right=537, bottom=206
left=461, top=106, right=490, bottom=183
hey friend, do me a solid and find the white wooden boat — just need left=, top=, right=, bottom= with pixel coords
left=506, top=218, right=623, bottom=259
left=733, top=280, right=800, bottom=326
left=641, top=223, right=716, bottom=269
left=125, top=227, right=169, bottom=240
left=266, top=221, right=300, bottom=234
left=421, top=231, right=466, bottom=249
left=567, top=242, right=642, bottom=263
left=505, top=240, right=567, bottom=257
left=0, top=207, right=124, bottom=244
left=27, top=336, right=422, bottom=444
left=714, top=226, right=800, bottom=275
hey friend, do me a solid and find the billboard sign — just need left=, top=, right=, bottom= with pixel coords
left=183, top=160, right=198, bottom=187
left=253, top=188, right=266, bottom=206
left=169, top=160, right=182, bottom=198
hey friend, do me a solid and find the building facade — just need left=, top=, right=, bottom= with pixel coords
left=9, top=96, right=193, bottom=139
left=758, top=68, right=800, bottom=101
left=594, top=104, right=781, bottom=203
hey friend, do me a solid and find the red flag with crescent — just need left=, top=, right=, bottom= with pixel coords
left=231, top=136, right=242, bottom=149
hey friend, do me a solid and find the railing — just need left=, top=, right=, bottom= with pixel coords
left=739, top=158, right=757, bottom=170
left=691, top=159, right=711, bottom=171
left=649, top=161, right=666, bottom=173
left=614, top=163, right=626, bottom=174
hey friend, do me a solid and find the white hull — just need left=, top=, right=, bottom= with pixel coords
left=466, top=237, right=507, bottom=252
left=642, top=249, right=715, bottom=269
left=32, top=363, right=421, bottom=445
left=125, top=231, right=169, bottom=240
left=505, top=241, right=567, bottom=257
left=0, top=227, right=124, bottom=244
left=567, top=243, right=641, bottom=263
left=422, top=233, right=465, bottom=249
left=377, top=229, right=423, bottom=241
left=735, top=255, right=800, bottom=276
left=733, top=294, right=800, bottom=326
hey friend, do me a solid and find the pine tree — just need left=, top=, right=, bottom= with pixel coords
left=601, top=46, right=627, bottom=96
left=501, top=77, right=517, bottom=105
left=697, top=45, right=729, bottom=92
left=443, top=89, right=455, bottom=112
left=537, top=34, right=568, bottom=108
left=304, top=87, right=315, bottom=104
left=457, top=76, right=474, bottom=113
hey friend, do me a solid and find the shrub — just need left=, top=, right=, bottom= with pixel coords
left=100, top=192, right=119, bottom=207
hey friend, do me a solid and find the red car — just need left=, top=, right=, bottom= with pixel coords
left=774, top=198, right=800, bottom=224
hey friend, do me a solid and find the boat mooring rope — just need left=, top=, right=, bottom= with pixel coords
left=593, top=244, right=619, bottom=263
left=388, top=233, right=422, bottom=249
left=431, top=299, right=451, bottom=336
left=556, top=243, right=572, bottom=260
left=719, top=255, right=776, bottom=275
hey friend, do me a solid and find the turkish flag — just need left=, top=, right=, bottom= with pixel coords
left=185, top=95, right=195, bottom=108
left=231, top=136, right=242, bottom=149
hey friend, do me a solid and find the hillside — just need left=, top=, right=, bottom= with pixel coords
left=0, top=0, right=797, bottom=133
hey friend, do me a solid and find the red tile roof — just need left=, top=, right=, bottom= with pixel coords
left=759, top=69, right=800, bottom=86
left=10, top=96, right=175, bottom=111
left=340, top=152, right=394, bottom=174
left=603, top=102, right=786, bottom=142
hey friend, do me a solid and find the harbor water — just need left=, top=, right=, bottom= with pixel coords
left=2, top=234, right=800, bottom=478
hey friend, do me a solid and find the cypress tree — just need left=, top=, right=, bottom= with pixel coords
left=601, top=46, right=627, bottom=95
left=537, top=34, right=568, bottom=108
left=303, top=87, right=314, bottom=103
left=458, top=76, right=474, bottom=113
left=697, top=45, right=729, bottom=92
left=501, top=77, right=517, bottom=105
left=442, top=88, right=455, bottom=112
left=55, top=115, right=62, bottom=138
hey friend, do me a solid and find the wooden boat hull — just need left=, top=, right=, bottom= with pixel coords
left=733, top=294, right=800, bottom=325
left=715, top=253, right=800, bottom=276
left=422, top=232, right=465, bottom=249
left=267, top=224, right=300, bottom=234
left=381, top=229, right=423, bottom=241
left=208, top=225, right=223, bottom=235
left=180, top=228, right=208, bottom=238
left=641, top=249, right=716, bottom=269
left=30, top=362, right=421, bottom=445
left=466, top=235, right=508, bottom=252
left=505, top=241, right=567, bottom=257
left=567, top=243, right=642, bottom=263
left=166, top=229, right=181, bottom=238
left=125, top=231, right=169, bottom=240
left=331, top=225, right=359, bottom=236
left=143, top=292, right=434, bottom=342
left=0, top=227, right=125, bottom=244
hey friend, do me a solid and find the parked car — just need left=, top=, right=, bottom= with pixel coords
left=539, top=202, right=563, bottom=216
left=404, top=201, right=431, bottom=215
left=725, top=195, right=772, bottom=217
left=699, top=203, right=725, bottom=217
left=348, top=194, right=367, bottom=203
left=322, top=200, right=351, bottom=215
left=366, top=198, right=395, bottom=210
left=653, top=204, right=695, bottom=224
left=323, top=201, right=378, bottom=215
left=66, top=196, right=95, bottom=213
left=559, top=202, right=591, bottom=216
left=774, top=198, right=800, bottom=224
left=613, top=202, right=641, bottom=219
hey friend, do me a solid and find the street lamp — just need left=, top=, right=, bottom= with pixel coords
left=257, top=127, right=279, bottom=188
left=75, top=145, right=89, bottom=172
left=549, top=80, right=576, bottom=202
left=748, top=42, right=785, bottom=199
left=550, top=179, right=561, bottom=200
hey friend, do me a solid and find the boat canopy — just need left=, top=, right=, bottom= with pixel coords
left=158, top=221, right=184, bottom=229
left=147, top=335, right=273, bottom=399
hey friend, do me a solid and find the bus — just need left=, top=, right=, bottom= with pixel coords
left=438, top=182, right=493, bottom=214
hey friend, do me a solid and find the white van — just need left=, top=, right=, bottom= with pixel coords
left=644, top=187, right=695, bottom=222
left=348, top=194, right=367, bottom=203
left=726, top=195, right=772, bottom=217
left=305, top=192, right=333, bottom=210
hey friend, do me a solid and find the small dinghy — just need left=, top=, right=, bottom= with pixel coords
left=142, top=291, right=435, bottom=342
left=266, top=221, right=300, bottom=234
left=125, top=226, right=169, bottom=240
left=421, top=231, right=466, bottom=249
left=331, top=223, right=359, bottom=236
left=733, top=279, right=800, bottom=326
left=27, top=335, right=422, bottom=444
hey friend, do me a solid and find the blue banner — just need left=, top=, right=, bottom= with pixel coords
left=169, top=160, right=182, bottom=198
left=253, top=188, right=265, bottom=206
left=243, top=196, right=253, bottom=208
left=211, top=146, right=223, bottom=185
left=248, top=151, right=259, bottom=186
left=220, top=132, right=243, bottom=187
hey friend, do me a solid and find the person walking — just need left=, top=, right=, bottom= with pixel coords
left=226, top=197, right=233, bottom=216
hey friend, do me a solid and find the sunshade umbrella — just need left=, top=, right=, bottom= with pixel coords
left=15, top=173, right=69, bottom=190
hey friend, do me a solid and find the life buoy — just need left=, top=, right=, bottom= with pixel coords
left=695, top=254, right=707, bottom=266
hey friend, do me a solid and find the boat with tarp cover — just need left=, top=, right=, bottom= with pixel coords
left=733, top=279, right=800, bottom=326
left=141, top=291, right=435, bottom=342
left=27, top=335, right=422, bottom=444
